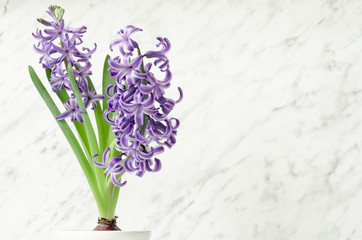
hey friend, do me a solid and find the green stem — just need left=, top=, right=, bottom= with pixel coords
left=106, top=176, right=122, bottom=219
left=105, top=140, right=123, bottom=219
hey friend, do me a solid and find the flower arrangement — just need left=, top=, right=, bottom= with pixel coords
left=28, top=6, right=182, bottom=230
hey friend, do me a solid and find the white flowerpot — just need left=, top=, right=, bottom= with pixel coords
left=57, top=230, right=151, bottom=240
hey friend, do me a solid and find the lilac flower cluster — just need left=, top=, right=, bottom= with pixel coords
left=94, top=25, right=183, bottom=187
left=33, top=6, right=103, bottom=123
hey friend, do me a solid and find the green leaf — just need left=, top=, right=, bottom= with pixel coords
left=72, top=64, right=107, bottom=154
left=45, top=68, right=91, bottom=159
left=102, top=55, right=116, bottom=146
left=66, top=64, right=99, bottom=156
left=102, top=55, right=115, bottom=111
left=28, top=65, right=107, bottom=216
left=66, top=63, right=109, bottom=204
left=85, top=75, right=107, bottom=153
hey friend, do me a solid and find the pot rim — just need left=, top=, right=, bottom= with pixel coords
left=57, top=230, right=151, bottom=240
left=59, top=230, right=151, bottom=233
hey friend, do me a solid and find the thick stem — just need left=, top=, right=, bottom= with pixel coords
left=104, top=140, right=122, bottom=219
left=107, top=186, right=120, bottom=220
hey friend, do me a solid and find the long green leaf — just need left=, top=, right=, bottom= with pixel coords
left=102, top=55, right=116, bottom=146
left=102, top=55, right=114, bottom=111
left=66, top=63, right=108, bottom=203
left=85, top=75, right=107, bottom=153
left=45, top=68, right=91, bottom=158
left=28, top=65, right=106, bottom=216
left=73, top=64, right=108, bottom=154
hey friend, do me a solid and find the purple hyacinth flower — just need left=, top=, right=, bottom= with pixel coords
left=56, top=96, right=87, bottom=123
left=76, top=44, right=97, bottom=62
left=153, top=88, right=183, bottom=121
left=92, top=147, right=127, bottom=187
left=108, top=55, right=145, bottom=86
left=119, top=92, right=157, bottom=125
left=73, top=62, right=92, bottom=91
left=145, top=158, right=162, bottom=172
left=66, top=26, right=87, bottom=43
left=52, top=37, right=77, bottom=65
left=43, top=19, right=66, bottom=42
left=154, top=56, right=170, bottom=71
left=110, top=25, right=142, bottom=55
left=111, top=114, right=134, bottom=136
left=33, top=42, right=57, bottom=68
left=146, top=71, right=171, bottom=99
left=116, top=134, right=164, bottom=161
left=81, top=88, right=105, bottom=110
left=144, top=37, right=171, bottom=59
left=123, top=156, right=162, bottom=177
left=147, top=118, right=180, bottom=148
left=50, top=63, right=72, bottom=92
left=102, top=26, right=183, bottom=186
left=147, top=118, right=174, bottom=143
left=33, top=28, right=52, bottom=43
left=33, top=6, right=96, bottom=72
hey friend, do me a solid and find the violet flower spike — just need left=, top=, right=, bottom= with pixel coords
left=56, top=96, right=87, bottom=123
left=102, top=25, right=183, bottom=186
left=33, top=5, right=97, bottom=71
left=33, top=5, right=98, bottom=116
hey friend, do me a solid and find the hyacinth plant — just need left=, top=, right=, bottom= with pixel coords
left=28, top=6, right=182, bottom=230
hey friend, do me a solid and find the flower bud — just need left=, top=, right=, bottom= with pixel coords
left=50, top=5, right=65, bottom=23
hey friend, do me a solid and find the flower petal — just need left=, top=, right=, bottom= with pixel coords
left=93, top=153, right=107, bottom=168
left=111, top=174, right=127, bottom=187
left=56, top=109, right=73, bottom=120
left=145, top=158, right=162, bottom=172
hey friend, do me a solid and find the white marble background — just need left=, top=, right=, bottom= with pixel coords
left=1, top=0, right=362, bottom=239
